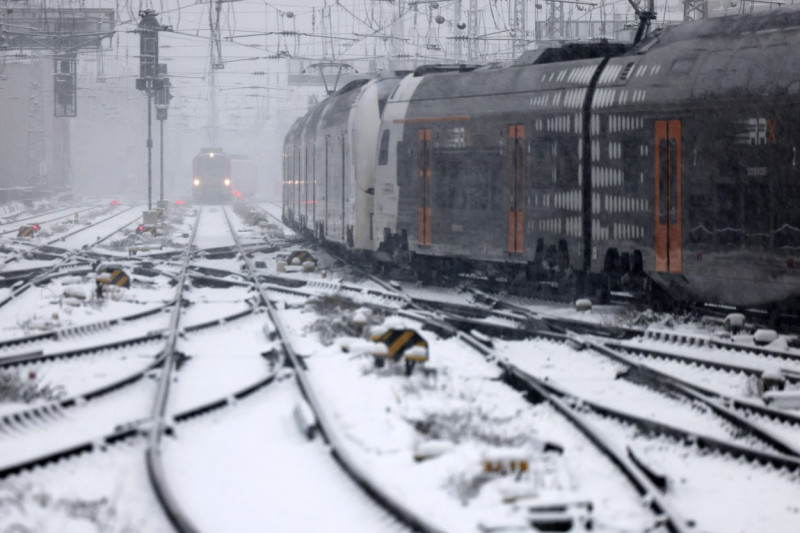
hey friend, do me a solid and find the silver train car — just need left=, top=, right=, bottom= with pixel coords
left=284, top=8, right=800, bottom=311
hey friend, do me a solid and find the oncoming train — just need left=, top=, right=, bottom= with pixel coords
left=283, top=8, right=800, bottom=312
left=193, top=147, right=232, bottom=203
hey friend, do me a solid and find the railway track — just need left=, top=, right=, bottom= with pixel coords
left=247, top=201, right=800, bottom=532
left=141, top=205, right=414, bottom=532
left=1, top=200, right=799, bottom=532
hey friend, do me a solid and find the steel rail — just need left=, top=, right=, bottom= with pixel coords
left=251, top=205, right=683, bottom=532
left=0, top=206, right=97, bottom=236
left=145, top=205, right=204, bottom=533
left=0, top=207, right=145, bottom=309
left=223, top=206, right=445, bottom=533
left=0, top=304, right=257, bottom=437
left=0, top=357, right=284, bottom=481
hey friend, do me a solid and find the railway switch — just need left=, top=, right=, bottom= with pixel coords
left=369, top=327, right=428, bottom=375
left=136, top=224, right=157, bottom=236
left=286, top=250, right=317, bottom=267
left=17, top=224, right=41, bottom=237
left=95, top=264, right=131, bottom=293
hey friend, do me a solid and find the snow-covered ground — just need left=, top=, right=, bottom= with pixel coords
left=1, top=200, right=800, bottom=532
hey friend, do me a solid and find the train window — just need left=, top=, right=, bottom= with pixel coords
left=720, top=53, right=753, bottom=95
left=693, top=51, right=734, bottom=98
left=777, top=49, right=800, bottom=95
left=743, top=182, right=770, bottom=249
left=669, top=57, right=696, bottom=76
left=715, top=184, right=742, bottom=247
left=748, top=46, right=782, bottom=96
left=378, top=130, right=390, bottom=166
left=531, top=141, right=550, bottom=186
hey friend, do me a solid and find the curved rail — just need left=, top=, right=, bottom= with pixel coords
left=253, top=208, right=693, bottom=532
left=144, top=206, right=203, bottom=533
left=225, top=206, right=445, bottom=533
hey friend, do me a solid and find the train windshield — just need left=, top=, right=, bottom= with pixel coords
left=196, top=156, right=227, bottom=178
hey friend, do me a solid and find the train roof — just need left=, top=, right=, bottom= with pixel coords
left=635, top=6, right=800, bottom=51
left=513, top=41, right=631, bottom=66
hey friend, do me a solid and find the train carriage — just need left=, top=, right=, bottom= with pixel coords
left=192, top=148, right=232, bottom=203
left=593, top=11, right=800, bottom=307
left=284, top=7, right=800, bottom=311
left=284, top=73, right=403, bottom=250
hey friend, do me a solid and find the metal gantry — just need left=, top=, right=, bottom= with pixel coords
left=0, top=5, right=114, bottom=190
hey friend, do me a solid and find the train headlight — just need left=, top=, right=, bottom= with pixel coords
left=193, top=178, right=200, bottom=187
left=224, top=178, right=231, bottom=187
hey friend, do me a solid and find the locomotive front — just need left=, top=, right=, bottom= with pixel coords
left=192, top=147, right=232, bottom=203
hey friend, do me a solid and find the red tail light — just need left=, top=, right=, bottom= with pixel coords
left=138, top=225, right=144, bottom=231
left=32, top=224, right=39, bottom=230
left=175, top=199, right=184, bottom=205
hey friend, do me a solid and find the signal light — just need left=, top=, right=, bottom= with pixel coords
left=193, top=178, right=200, bottom=186
left=110, top=199, right=120, bottom=205
left=175, top=199, right=184, bottom=205
left=224, top=178, right=231, bottom=186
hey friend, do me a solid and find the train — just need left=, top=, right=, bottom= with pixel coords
left=283, top=8, right=800, bottom=312
left=192, top=147, right=232, bottom=203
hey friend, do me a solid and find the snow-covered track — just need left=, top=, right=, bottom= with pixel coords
left=428, top=305, right=800, bottom=458
left=0, top=206, right=144, bottom=309
left=0, top=300, right=172, bottom=351
left=609, top=333, right=800, bottom=382
left=223, top=206, right=432, bottom=533
left=143, top=205, right=204, bottom=533
left=330, top=258, right=800, bottom=530
left=0, top=206, right=97, bottom=236
left=0, top=298, right=258, bottom=432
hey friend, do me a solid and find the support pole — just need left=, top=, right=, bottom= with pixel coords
left=147, top=88, right=153, bottom=210
left=160, top=118, right=164, bottom=202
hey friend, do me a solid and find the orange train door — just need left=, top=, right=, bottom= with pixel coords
left=417, top=129, right=433, bottom=246
left=654, top=120, right=682, bottom=273
left=507, top=125, right=525, bottom=253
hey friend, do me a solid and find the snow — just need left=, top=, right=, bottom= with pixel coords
left=2, top=201, right=800, bottom=532
left=167, top=312, right=276, bottom=414
left=0, top=438, right=173, bottom=532
left=275, top=304, right=656, bottom=531
left=497, top=337, right=762, bottom=445
left=161, top=379, right=408, bottom=533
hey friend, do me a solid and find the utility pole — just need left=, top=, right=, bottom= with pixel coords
left=136, top=10, right=169, bottom=211
left=467, top=0, right=479, bottom=60
left=155, top=64, right=172, bottom=204
left=511, top=0, right=527, bottom=59
left=546, top=1, right=565, bottom=40
left=207, top=0, right=226, bottom=144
